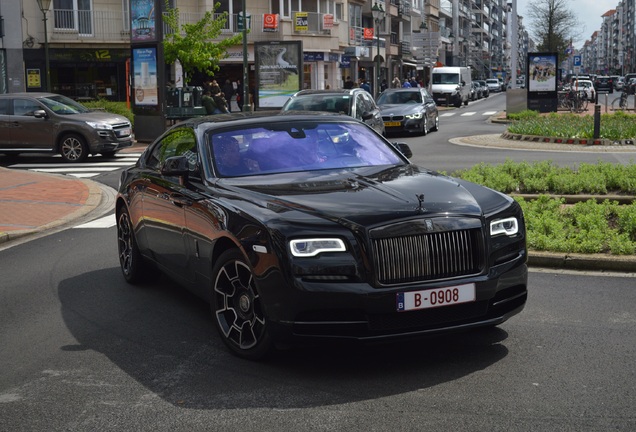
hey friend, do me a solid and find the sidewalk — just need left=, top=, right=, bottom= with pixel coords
left=1, top=137, right=634, bottom=272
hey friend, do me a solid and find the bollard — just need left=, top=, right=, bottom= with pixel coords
left=593, top=104, right=601, bottom=139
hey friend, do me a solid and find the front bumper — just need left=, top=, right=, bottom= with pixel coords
left=261, top=255, right=528, bottom=344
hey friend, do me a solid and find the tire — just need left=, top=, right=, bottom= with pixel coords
left=420, top=118, right=427, bottom=136
left=431, top=114, right=439, bottom=132
left=60, top=133, right=89, bottom=162
left=117, top=206, right=153, bottom=284
left=211, top=249, right=273, bottom=360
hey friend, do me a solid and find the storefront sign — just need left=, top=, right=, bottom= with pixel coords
left=363, top=28, right=374, bottom=40
left=263, top=14, right=279, bottom=32
left=294, top=12, right=308, bottom=32
left=323, top=14, right=334, bottom=29
left=304, top=52, right=325, bottom=62
left=26, top=69, right=41, bottom=88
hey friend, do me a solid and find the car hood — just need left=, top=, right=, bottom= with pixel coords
left=60, top=111, right=131, bottom=125
left=378, top=104, right=422, bottom=115
left=218, top=165, right=511, bottom=226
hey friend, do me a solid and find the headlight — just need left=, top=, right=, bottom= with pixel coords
left=86, top=121, right=113, bottom=130
left=290, top=238, right=346, bottom=257
left=405, top=113, right=423, bottom=119
left=490, top=217, right=519, bottom=237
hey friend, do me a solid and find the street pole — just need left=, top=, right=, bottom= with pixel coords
left=241, top=0, right=249, bottom=111
left=36, top=0, right=52, bottom=92
left=371, top=2, right=384, bottom=99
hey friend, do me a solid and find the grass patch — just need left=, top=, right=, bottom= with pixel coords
left=506, top=110, right=636, bottom=141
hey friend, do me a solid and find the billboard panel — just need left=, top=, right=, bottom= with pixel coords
left=254, top=41, right=302, bottom=109
left=527, top=53, right=558, bottom=93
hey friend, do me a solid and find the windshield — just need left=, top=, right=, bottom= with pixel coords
left=432, top=73, right=460, bottom=85
left=377, top=91, right=421, bottom=104
left=38, top=95, right=90, bottom=114
left=208, top=121, right=405, bottom=178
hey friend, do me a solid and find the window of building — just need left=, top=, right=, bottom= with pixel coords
left=53, top=0, right=93, bottom=36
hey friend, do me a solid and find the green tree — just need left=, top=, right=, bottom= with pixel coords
left=526, top=0, right=582, bottom=54
left=162, top=2, right=243, bottom=84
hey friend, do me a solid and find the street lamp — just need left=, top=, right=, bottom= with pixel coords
left=371, top=2, right=384, bottom=99
left=36, top=0, right=52, bottom=92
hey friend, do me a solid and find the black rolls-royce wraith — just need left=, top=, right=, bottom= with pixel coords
left=116, top=111, right=527, bottom=359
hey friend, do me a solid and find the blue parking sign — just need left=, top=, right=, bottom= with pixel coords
left=573, top=55, right=581, bottom=66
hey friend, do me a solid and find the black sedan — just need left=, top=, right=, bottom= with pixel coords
left=116, top=112, right=528, bottom=359
left=376, top=88, right=439, bottom=135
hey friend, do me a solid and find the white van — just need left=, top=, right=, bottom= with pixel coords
left=430, top=67, right=472, bottom=107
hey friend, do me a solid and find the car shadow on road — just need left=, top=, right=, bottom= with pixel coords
left=58, top=267, right=510, bottom=409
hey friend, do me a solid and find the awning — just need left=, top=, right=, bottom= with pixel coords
left=402, top=61, right=418, bottom=67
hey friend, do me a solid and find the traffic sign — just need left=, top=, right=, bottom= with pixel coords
left=573, top=55, right=581, bottom=67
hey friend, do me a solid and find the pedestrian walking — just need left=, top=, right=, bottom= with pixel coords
left=222, top=79, right=234, bottom=112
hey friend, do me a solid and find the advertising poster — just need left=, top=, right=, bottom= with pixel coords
left=130, top=0, right=157, bottom=42
left=294, top=12, right=308, bottom=32
left=26, top=69, right=41, bottom=88
left=255, top=41, right=302, bottom=109
left=132, top=47, right=158, bottom=106
left=528, top=53, right=558, bottom=93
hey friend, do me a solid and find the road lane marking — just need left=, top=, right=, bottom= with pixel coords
left=74, top=214, right=116, bottom=229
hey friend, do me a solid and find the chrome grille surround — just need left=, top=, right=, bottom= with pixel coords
left=371, top=223, right=484, bottom=285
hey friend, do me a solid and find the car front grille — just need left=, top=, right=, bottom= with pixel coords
left=112, top=122, right=132, bottom=138
left=382, top=115, right=405, bottom=121
left=371, top=228, right=484, bottom=285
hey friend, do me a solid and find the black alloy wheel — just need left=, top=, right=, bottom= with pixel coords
left=212, top=249, right=272, bottom=360
left=60, top=133, right=89, bottom=162
left=117, top=207, right=150, bottom=283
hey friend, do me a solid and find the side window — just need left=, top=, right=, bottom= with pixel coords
left=146, top=128, right=199, bottom=175
left=355, top=95, right=365, bottom=119
left=13, top=99, right=42, bottom=116
left=0, top=99, right=10, bottom=115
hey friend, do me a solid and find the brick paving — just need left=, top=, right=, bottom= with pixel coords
left=0, top=168, right=101, bottom=242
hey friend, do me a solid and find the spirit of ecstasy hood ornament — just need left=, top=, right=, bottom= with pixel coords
left=416, top=194, right=426, bottom=213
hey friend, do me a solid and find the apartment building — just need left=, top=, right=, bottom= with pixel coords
left=579, top=0, right=635, bottom=76
left=0, top=0, right=522, bottom=100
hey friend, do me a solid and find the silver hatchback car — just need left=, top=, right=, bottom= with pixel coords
left=0, top=92, right=133, bottom=162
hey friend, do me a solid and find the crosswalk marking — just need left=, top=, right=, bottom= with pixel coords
left=441, top=111, right=498, bottom=117
left=74, top=214, right=116, bottom=229
left=8, top=152, right=142, bottom=178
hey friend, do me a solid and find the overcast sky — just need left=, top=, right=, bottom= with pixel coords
left=517, top=0, right=615, bottom=49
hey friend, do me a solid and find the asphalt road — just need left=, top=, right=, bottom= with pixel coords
left=1, top=94, right=635, bottom=430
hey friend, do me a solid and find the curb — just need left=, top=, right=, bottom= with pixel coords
left=528, top=251, right=636, bottom=273
left=501, top=132, right=635, bottom=147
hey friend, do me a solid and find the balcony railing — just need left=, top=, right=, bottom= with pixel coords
left=48, top=9, right=339, bottom=43
left=52, top=9, right=130, bottom=42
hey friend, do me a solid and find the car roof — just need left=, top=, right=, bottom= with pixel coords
left=175, top=110, right=355, bottom=130
left=293, top=89, right=365, bottom=96
left=0, top=92, right=59, bottom=98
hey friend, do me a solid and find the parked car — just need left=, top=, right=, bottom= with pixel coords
left=116, top=112, right=528, bottom=359
left=476, top=80, right=490, bottom=97
left=594, top=76, right=614, bottom=94
left=485, top=78, right=501, bottom=93
left=376, top=87, right=439, bottom=135
left=615, top=76, right=625, bottom=91
left=470, top=81, right=481, bottom=100
left=281, top=88, right=385, bottom=136
left=0, top=92, right=133, bottom=162
left=572, top=79, right=596, bottom=101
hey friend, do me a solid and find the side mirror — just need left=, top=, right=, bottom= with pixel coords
left=393, top=142, right=413, bottom=159
left=361, top=110, right=375, bottom=120
left=34, top=110, right=48, bottom=119
left=161, top=155, right=190, bottom=178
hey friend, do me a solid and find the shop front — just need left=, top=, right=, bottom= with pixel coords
left=24, top=48, right=130, bottom=101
